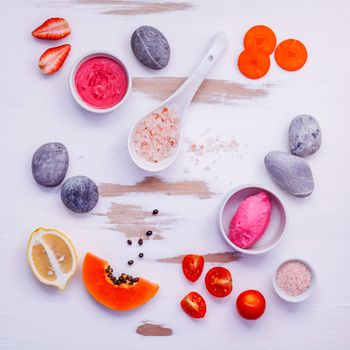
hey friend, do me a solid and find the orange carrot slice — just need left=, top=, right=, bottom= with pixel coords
left=238, top=48, right=270, bottom=79
left=274, top=39, right=307, bottom=71
left=244, top=25, right=277, bottom=55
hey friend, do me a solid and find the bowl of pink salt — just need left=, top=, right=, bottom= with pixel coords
left=69, top=51, right=131, bottom=113
left=273, top=258, right=315, bottom=302
left=218, top=185, right=287, bottom=255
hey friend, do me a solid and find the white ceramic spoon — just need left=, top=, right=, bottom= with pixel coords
left=128, top=31, right=228, bottom=172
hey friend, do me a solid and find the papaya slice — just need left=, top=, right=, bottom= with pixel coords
left=82, top=252, right=159, bottom=311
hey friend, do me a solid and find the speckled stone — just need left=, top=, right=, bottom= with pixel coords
left=289, top=114, right=322, bottom=157
left=61, top=176, right=99, bottom=213
left=265, top=151, right=314, bottom=197
left=32, top=142, right=69, bottom=187
left=131, top=26, right=170, bottom=70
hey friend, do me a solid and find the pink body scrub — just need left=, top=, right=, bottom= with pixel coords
left=75, top=56, right=128, bottom=109
left=133, top=107, right=180, bottom=163
left=276, top=261, right=312, bottom=296
left=229, top=191, right=272, bottom=248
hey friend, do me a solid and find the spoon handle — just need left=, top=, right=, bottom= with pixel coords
left=175, top=31, right=228, bottom=108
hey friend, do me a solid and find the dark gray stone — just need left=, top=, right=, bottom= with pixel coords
left=265, top=151, right=314, bottom=197
left=131, top=26, right=170, bottom=70
left=32, top=142, right=69, bottom=187
left=61, top=176, right=99, bottom=213
left=289, top=114, right=321, bottom=157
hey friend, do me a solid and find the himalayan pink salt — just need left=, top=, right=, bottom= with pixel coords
left=133, top=107, right=180, bottom=163
left=276, top=261, right=312, bottom=296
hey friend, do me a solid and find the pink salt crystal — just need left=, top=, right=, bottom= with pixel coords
left=276, top=261, right=312, bottom=296
left=133, top=107, right=180, bottom=163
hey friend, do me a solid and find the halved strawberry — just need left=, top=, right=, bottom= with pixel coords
left=38, top=44, right=71, bottom=75
left=32, top=18, right=71, bottom=40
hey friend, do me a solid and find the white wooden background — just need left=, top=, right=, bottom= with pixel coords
left=1, top=0, right=350, bottom=349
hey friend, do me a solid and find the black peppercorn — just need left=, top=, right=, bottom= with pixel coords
left=138, top=238, right=143, bottom=245
left=152, top=209, right=159, bottom=215
left=139, top=253, right=144, bottom=258
left=128, top=260, right=134, bottom=265
left=146, top=230, right=153, bottom=236
left=127, top=239, right=132, bottom=245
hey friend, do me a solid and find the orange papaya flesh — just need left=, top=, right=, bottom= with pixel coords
left=82, top=252, right=159, bottom=311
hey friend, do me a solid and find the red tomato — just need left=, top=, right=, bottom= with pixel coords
left=205, top=267, right=233, bottom=297
left=180, top=291, right=207, bottom=318
left=236, top=289, right=266, bottom=320
left=182, top=254, right=204, bottom=282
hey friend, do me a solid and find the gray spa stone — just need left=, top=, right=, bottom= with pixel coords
left=265, top=151, right=314, bottom=197
left=289, top=114, right=321, bottom=157
left=131, top=26, right=170, bottom=70
left=32, top=142, right=69, bottom=187
left=61, top=176, right=99, bottom=213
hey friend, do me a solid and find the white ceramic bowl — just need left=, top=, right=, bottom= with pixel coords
left=218, top=185, right=287, bottom=255
left=273, top=258, right=315, bottom=303
left=69, top=50, right=132, bottom=113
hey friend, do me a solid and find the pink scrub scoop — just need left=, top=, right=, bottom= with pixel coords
left=229, top=191, right=272, bottom=249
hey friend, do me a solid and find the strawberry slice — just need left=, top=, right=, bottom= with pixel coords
left=32, top=18, right=71, bottom=40
left=38, top=44, right=71, bottom=74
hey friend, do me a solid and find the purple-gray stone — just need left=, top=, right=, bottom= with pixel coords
left=61, top=176, right=99, bottom=213
left=32, top=142, right=69, bottom=187
left=265, top=151, right=314, bottom=197
left=289, top=114, right=321, bottom=157
left=131, top=26, right=170, bottom=70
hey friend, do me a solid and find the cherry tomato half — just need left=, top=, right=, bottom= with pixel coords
left=236, top=289, right=266, bottom=320
left=180, top=291, right=207, bottom=318
left=205, top=267, right=233, bottom=297
left=182, top=254, right=204, bottom=282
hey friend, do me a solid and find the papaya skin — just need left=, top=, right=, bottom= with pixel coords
left=82, top=252, right=159, bottom=311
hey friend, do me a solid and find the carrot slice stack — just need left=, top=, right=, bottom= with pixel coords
left=238, top=47, right=270, bottom=79
left=274, top=39, right=307, bottom=71
left=244, top=25, right=277, bottom=55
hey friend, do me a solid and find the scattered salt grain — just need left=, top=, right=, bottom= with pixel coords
left=133, top=107, right=180, bottom=163
left=185, top=135, right=239, bottom=157
left=276, top=261, right=312, bottom=296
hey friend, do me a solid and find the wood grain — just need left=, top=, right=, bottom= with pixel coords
left=93, top=203, right=174, bottom=238
left=136, top=322, right=173, bottom=336
left=133, top=77, right=269, bottom=105
left=157, top=251, right=241, bottom=263
left=31, top=0, right=193, bottom=15
left=99, top=177, right=215, bottom=199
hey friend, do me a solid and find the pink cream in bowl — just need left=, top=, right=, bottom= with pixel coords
left=71, top=52, right=130, bottom=112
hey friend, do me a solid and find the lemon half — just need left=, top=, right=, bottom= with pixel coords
left=27, top=227, right=78, bottom=290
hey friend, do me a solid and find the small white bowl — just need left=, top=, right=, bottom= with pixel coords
left=273, top=258, right=315, bottom=303
left=218, top=185, right=287, bottom=255
left=69, top=50, right=132, bottom=113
